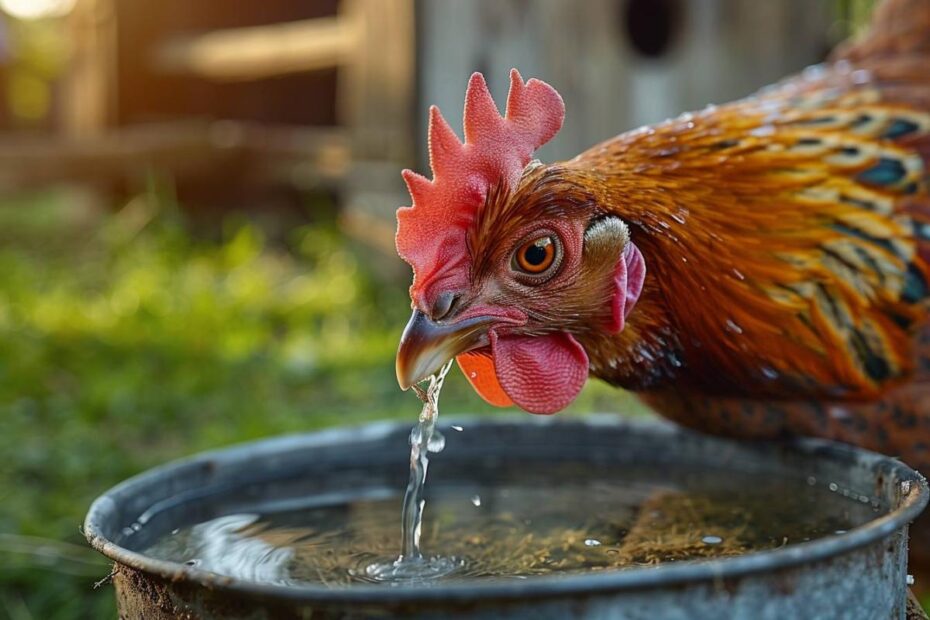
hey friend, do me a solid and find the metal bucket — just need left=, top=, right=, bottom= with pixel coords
left=85, top=417, right=928, bottom=620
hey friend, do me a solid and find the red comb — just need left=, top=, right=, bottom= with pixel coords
left=396, top=69, right=565, bottom=305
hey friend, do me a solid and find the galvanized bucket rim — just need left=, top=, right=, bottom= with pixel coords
left=84, top=416, right=928, bottom=605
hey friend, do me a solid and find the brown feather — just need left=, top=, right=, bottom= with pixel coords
left=557, top=79, right=930, bottom=399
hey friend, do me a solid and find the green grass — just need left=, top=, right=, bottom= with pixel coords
left=0, top=188, right=644, bottom=619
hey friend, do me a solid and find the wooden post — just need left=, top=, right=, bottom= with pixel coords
left=338, top=0, right=415, bottom=262
left=340, top=0, right=415, bottom=163
left=61, top=0, right=118, bottom=137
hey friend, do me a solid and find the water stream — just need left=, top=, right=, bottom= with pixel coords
left=364, top=360, right=461, bottom=582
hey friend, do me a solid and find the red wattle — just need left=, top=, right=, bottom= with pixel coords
left=490, top=331, right=589, bottom=414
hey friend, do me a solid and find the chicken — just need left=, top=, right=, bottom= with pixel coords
left=394, top=0, right=930, bottom=482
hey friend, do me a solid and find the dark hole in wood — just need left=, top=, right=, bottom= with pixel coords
left=622, top=0, right=681, bottom=59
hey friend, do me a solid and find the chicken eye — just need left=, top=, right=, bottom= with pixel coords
left=512, top=235, right=560, bottom=277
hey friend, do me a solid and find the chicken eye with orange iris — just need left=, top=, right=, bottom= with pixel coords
left=512, top=235, right=560, bottom=278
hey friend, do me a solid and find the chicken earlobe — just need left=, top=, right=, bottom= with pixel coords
left=581, top=216, right=647, bottom=333
left=456, top=350, right=513, bottom=407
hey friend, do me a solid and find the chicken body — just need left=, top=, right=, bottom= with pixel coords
left=559, top=68, right=930, bottom=467
left=395, top=0, right=930, bottom=500
left=561, top=2, right=930, bottom=474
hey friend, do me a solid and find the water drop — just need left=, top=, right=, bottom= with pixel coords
left=761, top=366, right=779, bottom=380
left=451, top=425, right=464, bottom=432
left=725, top=319, right=743, bottom=334
left=702, top=535, right=723, bottom=545
left=470, top=372, right=477, bottom=379
left=584, top=539, right=601, bottom=547
left=427, top=430, right=445, bottom=453
left=751, top=125, right=775, bottom=137
left=806, top=476, right=816, bottom=486
left=850, top=69, right=870, bottom=85
left=834, top=530, right=847, bottom=536
left=803, top=64, right=826, bottom=80
left=471, top=495, right=482, bottom=507
left=828, top=482, right=838, bottom=492
left=829, top=406, right=850, bottom=421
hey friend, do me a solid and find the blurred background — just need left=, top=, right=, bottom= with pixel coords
left=0, top=0, right=875, bottom=617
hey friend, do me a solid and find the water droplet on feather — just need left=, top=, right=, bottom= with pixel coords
left=761, top=366, right=779, bottom=380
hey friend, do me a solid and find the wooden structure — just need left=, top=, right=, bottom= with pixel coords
left=3, top=0, right=413, bottom=253
left=2, top=0, right=842, bottom=253
left=419, top=0, right=836, bottom=164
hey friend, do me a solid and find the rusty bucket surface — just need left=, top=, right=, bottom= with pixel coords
left=85, top=416, right=928, bottom=620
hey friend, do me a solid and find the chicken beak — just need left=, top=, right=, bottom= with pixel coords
left=396, top=310, right=491, bottom=390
